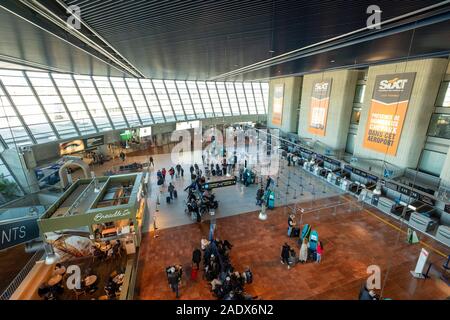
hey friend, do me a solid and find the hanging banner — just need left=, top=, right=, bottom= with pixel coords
left=363, top=73, right=416, bottom=156
left=308, top=79, right=332, bottom=136
left=272, top=84, right=284, bottom=126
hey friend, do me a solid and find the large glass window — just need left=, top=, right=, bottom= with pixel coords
left=427, top=113, right=450, bottom=139
left=216, top=82, right=232, bottom=116
left=235, top=83, right=249, bottom=115
left=436, top=81, right=450, bottom=107
left=207, top=82, right=223, bottom=117
left=126, top=79, right=153, bottom=125
left=165, top=80, right=185, bottom=121
left=27, top=72, right=77, bottom=139
left=74, top=75, right=112, bottom=132
left=152, top=80, right=175, bottom=122
left=1, top=71, right=56, bottom=143
left=244, top=83, right=257, bottom=114
left=261, top=82, right=269, bottom=112
left=253, top=82, right=266, bottom=114
left=186, top=81, right=205, bottom=119
left=418, top=149, right=446, bottom=177
left=139, top=79, right=164, bottom=123
left=197, top=82, right=214, bottom=118
left=0, top=68, right=268, bottom=147
left=176, top=81, right=196, bottom=120
left=52, top=74, right=96, bottom=136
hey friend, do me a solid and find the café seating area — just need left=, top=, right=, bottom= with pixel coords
left=36, top=249, right=127, bottom=300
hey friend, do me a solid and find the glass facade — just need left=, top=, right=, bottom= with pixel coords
left=427, top=113, right=450, bottom=139
left=0, top=69, right=268, bottom=149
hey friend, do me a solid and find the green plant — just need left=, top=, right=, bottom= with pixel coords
left=0, top=174, right=19, bottom=198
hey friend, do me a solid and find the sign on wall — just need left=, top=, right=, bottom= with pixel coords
left=308, top=79, right=332, bottom=136
left=83, top=135, right=104, bottom=150
left=363, top=72, right=416, bottom=156
left=272, top=84, right=284, bottom=126
left=0, top=218, right=40, bottom=251
left=59, top=139, right=85, bottom=156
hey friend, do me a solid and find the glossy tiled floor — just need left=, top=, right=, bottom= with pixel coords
left=136, top=195, right=450, bottom=300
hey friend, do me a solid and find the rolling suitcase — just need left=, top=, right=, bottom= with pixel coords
left=190, top=267, right=198, bottom=280
left=191, top=211, right=197, bottom=221
left=166, top=196, right=171, bottom=204
left=173, top=190, right=178, bottom=198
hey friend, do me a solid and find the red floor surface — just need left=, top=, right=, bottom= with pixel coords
left=136, top=196, right=450, bottom=300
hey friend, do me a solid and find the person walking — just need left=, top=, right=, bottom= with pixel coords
left=161, top=168, right=166, bottom=182
left=168, top=183, right=175, bottom=200
left=280, top=243, right=290, bottom=267
left=299, top=238, right=308, bottom=263
left=167, top=268, right=180, bottom=299
left=176, top=164, right=181, bottom=178
left=192, top=248, right=202, bottom=270
left=149, top=156, right=154, bottom=167
left=316, top=241, right=323, bottom=263
left=169, top=167, right=175, bottom=180
left=180, top=167, right=184, bottom=178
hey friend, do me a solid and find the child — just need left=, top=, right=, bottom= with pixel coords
left=316, top=241, right=323, bottom=263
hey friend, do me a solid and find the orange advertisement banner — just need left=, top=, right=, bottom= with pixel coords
left=308, top=79, right=332, bottom=136
left=308, top=97, right=329, bottom=136
left=362, top=72, right=416, bottom=156
left=272, top=84, right=284, bottom=126
left=362, top=100, right=408, bottom=156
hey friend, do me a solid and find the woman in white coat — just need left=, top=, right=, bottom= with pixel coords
left=299, top=237, right=308, bottom=263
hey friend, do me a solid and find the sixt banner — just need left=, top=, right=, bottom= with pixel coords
left=308, top=79, right=332, bottom=136
left=0, top=218, right=40, bottom=251
left=363, top=73, right=416, bottom=156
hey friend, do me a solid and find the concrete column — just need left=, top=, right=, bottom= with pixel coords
left=267, top=76, right=302, bottom=133
left=298, top=70, right=360, bottom=150
left=353, top=58, right=448, bottom=168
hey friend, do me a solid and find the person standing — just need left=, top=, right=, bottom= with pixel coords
left=265, top=176, right=272, bottom=191
left=180, top=167, right=184, bottom=178
left=176, top=164, right=181, bottom=178
left=256, top=187, right=264, bottom=206
left=299, top=238, right=308, bottom=263
left=161, top=168, right=166, bottom=181
left=169, top=167, right=175, bottom=180
left=280, top=243, right=290, bottom=266
left=316, top=241, right=323, bottom=263
left=192, top=248, right=202, bottom=270
left=288, top=214, right=296, bottom=237
left=149, top=156, right=154, bottom=167
left=167, top=268, right=180, bottom=299
left=168, top=183, right=175, bottom=200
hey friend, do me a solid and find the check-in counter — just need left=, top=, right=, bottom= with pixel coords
left=409, top=212, right=437, bottom=233
left=377, top=197, right=396, bottom=215
left=436, top=225, right=450, bottom=247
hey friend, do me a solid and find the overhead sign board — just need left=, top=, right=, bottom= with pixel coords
left=0, top=218, right=40, bottom=251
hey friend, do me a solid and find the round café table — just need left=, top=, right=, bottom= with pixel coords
left=84, top=275, right=97, bottom=287
left=47, top=274, right=63, bottom=287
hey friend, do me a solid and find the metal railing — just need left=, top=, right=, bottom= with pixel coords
left=0, top=249, right=45, bottom=300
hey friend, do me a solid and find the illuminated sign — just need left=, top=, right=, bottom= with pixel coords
left=59, top=140, right=84, bottom=156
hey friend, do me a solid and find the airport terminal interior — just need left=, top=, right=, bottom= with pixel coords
left=0, top=0, right=449, bottom=301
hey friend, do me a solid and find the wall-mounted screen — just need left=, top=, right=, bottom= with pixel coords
left=139, top=126, right=152, bottom=137
left=83, top=135, right=104, bottom=150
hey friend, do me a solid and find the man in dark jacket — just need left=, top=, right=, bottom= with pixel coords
left=280, top=243, right=290, bottom=266
left=192, top=248, right=202, bottom=270
left=168, top=269, right=180, bottom=299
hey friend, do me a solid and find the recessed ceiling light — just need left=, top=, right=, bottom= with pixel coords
left=269, top=50, right=275, bottom=53
left=330, top=60, right=335, bottom=63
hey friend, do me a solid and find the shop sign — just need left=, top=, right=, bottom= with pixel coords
left=363, top=72, right=416, bottom=156
left=0, top=218, right=40, bottom=251
left=93, top=209, right=131, bottom=223
left=367, top=174, right=379, bottom=182
left=308, top=79, right=332, bottom=136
